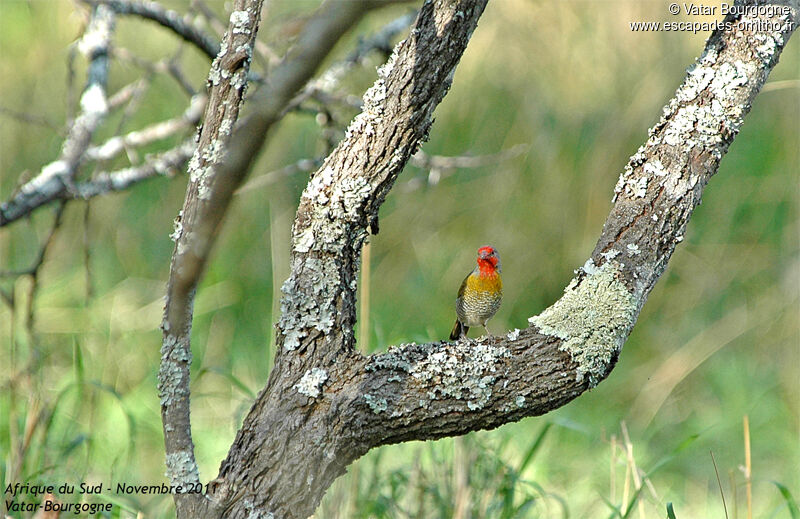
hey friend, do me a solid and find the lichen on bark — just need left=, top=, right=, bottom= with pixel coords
left=528, top=260, right=637, bottom=386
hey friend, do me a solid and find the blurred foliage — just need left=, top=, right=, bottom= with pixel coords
left=1, top=0, right=798, bottom=518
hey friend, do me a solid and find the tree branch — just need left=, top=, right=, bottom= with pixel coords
left=110, top=47, right=199, bottom=96
left=403, top=143, right=529, bottom=191
left=213, top=1, right=491, bottom=517
left=85, top=95, right=205, bottom=161
left=0, top=4, right=115, bottom=227
left=352, top=0, right=799, bottom=441
left=74, top=140, right=195, bottom=198
left=210, top=1, right=797, bottom=518
left=89, top=0, right=220, bottom=59
left=159, top=1, right=387, bottom=517
left=158, top=1, right=264, bottom=516
left=289, top=10, right=418, bottom=112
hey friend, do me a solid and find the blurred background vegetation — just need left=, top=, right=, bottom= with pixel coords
left=1, top=0, right=798, bottom=518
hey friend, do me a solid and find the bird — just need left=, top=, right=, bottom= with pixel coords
left=449, top=245, right=503, bottom=340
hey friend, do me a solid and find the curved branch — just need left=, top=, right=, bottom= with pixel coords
left=88, top=0, right=220, bottom=59
left=355, top=0, right=799, bottom=445
left=211, top=1, right=797, bottom=518
left=352, top=0, right=799, bottom=442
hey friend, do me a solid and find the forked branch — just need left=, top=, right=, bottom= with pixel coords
left=157, top=1, right=396, bottom=517
left=208, top=2, right=796, bottom=518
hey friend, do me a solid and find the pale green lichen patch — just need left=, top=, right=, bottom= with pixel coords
left=343, top=40, right=402, bottom=143
left=366, top=343, right=418, bottom=373
left=165, top=450, right=199, bottom=487
left=528, top=261, right=637, bottom=387
left=754, top=34, right=777, bottom=60
left=601, top=249, right=621, bottom=261
left=643, top=159, right=667, bottom=177
left=169, top=210, right=183, bottom=243
left=409, top=342, right=511, bottom=411
left=278, top=257, right=338, bottom=350
left=295, top=368, right=328, bottom=400
left=229, top=10, right=251, bottom=35
left=366, top=341, right=510, bottom=410
left=364, top=393, right=388, bottom=414
left=624, top=175, right=648, bottom=198
left=158, top=334, right=191, bottom=406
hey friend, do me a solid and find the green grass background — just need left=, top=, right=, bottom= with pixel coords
left=1, top=1, right=798, bottom=517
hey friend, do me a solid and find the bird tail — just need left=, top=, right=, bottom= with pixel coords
left=449, top=320, right=468, bottom=341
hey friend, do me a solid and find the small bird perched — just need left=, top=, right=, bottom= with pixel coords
left=450, top=245, right=503, bottom=340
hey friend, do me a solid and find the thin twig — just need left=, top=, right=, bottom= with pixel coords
left=0, top=107, right=62, bottom=132
left=289, top=11, right=417, bottom=111
left=106, top=78, right=149, bottom=110
left=111, top=47, right=198, bottom=97
left=167, top=56, right=199, bottom=97
left=112, top=70, right=155, bottom=157
left=402, top=144, right=529, bottom=192
left=412, top=143, right=529, bottom=171
left=236, top=144, right=528, bottom=196
left=82, top=200, right=94, bottom=301
left=26, top=202, right=67, bottom=335
left=305, top=89, right=363, bottom=111
left=75, top=140, right=196, bottom=198
left=190, top=0, right=226, bottom=38
left=86, top=95, right=205, bottom=161
left=711, top=450, right=730, bottom=519
left=235, top=157, right=321, bottom=195
left=0, top=203, right=67, bottom=279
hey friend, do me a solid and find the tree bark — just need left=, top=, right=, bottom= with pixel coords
left=158, top=1, right=384, bottom=517
left=202, top=1, right=797, bottom=518
left=210, top=0, right=492, bottom=517
left=160, top=2, right=265, bottom=516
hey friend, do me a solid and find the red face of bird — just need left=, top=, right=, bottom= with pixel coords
left=476, top=246, right=500, bottom=274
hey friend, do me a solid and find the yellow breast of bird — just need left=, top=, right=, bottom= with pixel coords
left=458, top=271, right=502, bottom=327
left=465, top=272, right=503, bottom=295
